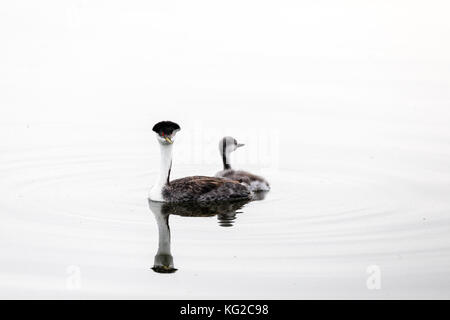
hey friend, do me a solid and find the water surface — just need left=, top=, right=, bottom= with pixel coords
left=1, top=111, right=449, bottom=299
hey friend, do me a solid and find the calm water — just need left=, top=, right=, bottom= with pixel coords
left=1, top=108, right=450, bottom=299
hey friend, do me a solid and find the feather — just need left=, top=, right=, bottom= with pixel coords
left=162, top=176, right=252, bottom=202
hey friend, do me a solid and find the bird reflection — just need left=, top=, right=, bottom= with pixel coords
left=148, top=199, right=250, bottom=274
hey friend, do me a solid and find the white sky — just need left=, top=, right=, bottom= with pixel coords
left=1, top=1, right=449, bottom=124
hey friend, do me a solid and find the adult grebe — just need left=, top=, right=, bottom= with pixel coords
left=149, top=121, right=252, bottom=202
left=215, top=136, right=270, bottom=192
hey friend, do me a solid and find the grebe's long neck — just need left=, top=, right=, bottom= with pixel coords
left=149, top=143, right=173, bottom=201
left=222, top=144, right=231, bottom=170
left=158, top=143, right=173, bottom=185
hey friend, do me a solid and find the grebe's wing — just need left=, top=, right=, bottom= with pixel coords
left=163, top=176, right=251, bottom=202
left=168, top=176, right=226, bottom=192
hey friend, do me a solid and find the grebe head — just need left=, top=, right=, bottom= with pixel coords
left=219, top=136, right=244, bottom=154
left=152, top=121, right=181, bottom=145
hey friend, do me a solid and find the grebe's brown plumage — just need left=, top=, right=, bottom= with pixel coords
left=162, top=176, right=251, bottom=202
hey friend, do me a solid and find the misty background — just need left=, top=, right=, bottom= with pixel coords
left=1, top=1, right=450, bottom=298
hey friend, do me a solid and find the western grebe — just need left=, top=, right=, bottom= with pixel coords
left=215, top=136, right=270, bottom=192
left=149, top=121, right=252, bottom=202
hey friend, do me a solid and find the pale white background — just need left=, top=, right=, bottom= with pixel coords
left=1, top=1, right=450, bottom=299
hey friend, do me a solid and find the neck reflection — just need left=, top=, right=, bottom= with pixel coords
left=148, top=199, right=251, bottom=274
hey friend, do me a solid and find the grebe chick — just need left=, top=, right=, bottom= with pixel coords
left=149, top=121, right=252, bottom=203
left=215, top=136, right=270, bottom=192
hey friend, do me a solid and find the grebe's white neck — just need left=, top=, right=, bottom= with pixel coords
left=149, top=143, right=173, bottom=202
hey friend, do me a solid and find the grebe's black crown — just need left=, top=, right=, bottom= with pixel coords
left=152, top=121, right=180, bottom=136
